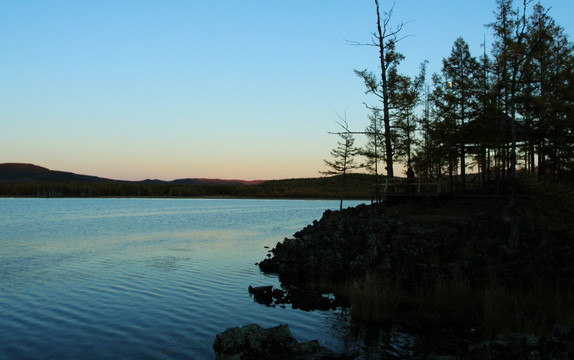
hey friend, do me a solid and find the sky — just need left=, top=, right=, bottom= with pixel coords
left=2, top=1, right=573, bottom=181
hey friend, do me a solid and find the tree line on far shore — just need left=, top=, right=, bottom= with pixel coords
left=0, top=175, right=375, bottom=199
left=323, top=0, right=574, bottom=194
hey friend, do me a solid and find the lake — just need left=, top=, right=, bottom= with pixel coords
left=0, top=198, right=366, bottom=359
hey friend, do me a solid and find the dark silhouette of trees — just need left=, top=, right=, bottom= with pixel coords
left=360, top=107, right=384, bottom=177
left=433, top=38, right=480, bottom=190
left=488, top=0, right=529, bottom=180
left=322, top=118, right=361, bottom=210
left=354, top=0, right=405, bottom=178
left=359, top=107, right=385, bottom=199
left=520, top=3, right=574, bottom=178
left=345, top=0, right=574, bottom=194
left=392, top=61, right=427, bottom=171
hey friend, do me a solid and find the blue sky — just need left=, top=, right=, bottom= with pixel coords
left=2, top=1, right=573, bottom=180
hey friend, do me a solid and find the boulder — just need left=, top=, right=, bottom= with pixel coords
left=247, top=285, right=273, bottom=306
left=213, top=323, right=354, bottom=360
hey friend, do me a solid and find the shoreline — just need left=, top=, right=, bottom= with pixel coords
left=0, top=195, right=370, bottom=201
left=251, top=185, right=574, bottom=358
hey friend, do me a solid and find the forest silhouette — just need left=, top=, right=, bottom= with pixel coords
left=324, top=0, right=574, bottom=201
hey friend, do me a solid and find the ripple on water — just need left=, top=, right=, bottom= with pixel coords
left=0, top=199, right=367, bottom=359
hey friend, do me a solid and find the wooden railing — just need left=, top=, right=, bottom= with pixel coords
left=369, top=178, right=446, bottom=203
left=371, top=178, right=445, bottom=196
left=370, top=174, right=508, bottom=201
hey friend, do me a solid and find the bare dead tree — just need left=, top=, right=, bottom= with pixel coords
left=351, top=1, right=407, bottom=178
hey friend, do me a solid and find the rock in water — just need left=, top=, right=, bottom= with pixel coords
left=247, top=285, right=274, bottom=306
left=213, top=323, right=353, bottom=360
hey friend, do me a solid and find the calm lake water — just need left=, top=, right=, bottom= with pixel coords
left=0, top=198, right=366, bottom=359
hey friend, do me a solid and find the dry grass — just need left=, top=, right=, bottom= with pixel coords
left=348, top=272, right=404, bottom=324
left=418, top=273, right=479, bottom=325
left=481, top=275, right=574, bottom=337
left=343, top=272, right=574, bottom=338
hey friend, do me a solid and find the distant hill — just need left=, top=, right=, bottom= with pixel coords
left=0, top=163, right=118, bottom=183
left=0, top=163, right=264, bottom=185
left=140, top=178, right=265, bottom=186
left=0, top=163, right=376, bottom=198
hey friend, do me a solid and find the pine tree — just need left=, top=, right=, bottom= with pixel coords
left=393, top=61, right=427, bottom=170
left=521, top=3, right=574, bottom=177
left=489, top=0, right=532, bottom=180
left=360, top=107, right=385, bottom=175
left=322, top=119, right=361, bottom=210
left=432, top=38, right=480, bottom=190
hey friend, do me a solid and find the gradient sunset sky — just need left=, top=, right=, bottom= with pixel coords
left=2, top=1, right=573, bottom=181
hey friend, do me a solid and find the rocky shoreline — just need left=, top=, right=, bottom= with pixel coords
left=215, top=193, right=574, bottom=359
left=213, top=324, right=355, bottom=360
left=213, top=323, right=574, bottom=359
left=258, top=197, right=574, bottom=291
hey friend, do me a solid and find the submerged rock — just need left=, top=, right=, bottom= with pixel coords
left=247, top=285, right=274, bottom=306
left=248, top=285, right=339, bottom=311
left=213, top=323, right=355, bottom=360
left=467, top=325, right=574, bottom=360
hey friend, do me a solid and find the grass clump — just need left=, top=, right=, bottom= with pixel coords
left=481, top=275, right=574, bottom=337
left=342, top=271, right=574, bottom=338
left=416, top=273, right=479, bottom=327
left=348, top=272, right=403, bottom=324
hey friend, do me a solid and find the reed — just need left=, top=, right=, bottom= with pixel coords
left=481, top=275, right=574, bottom=337
left=416, top=273, right=479, bottom=326
left=343, top=271, right=574, bottom=338
left=348, top=272, right=403, bottom=324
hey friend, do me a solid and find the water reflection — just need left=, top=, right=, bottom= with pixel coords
left=318, top=311, right=419, bottom=359
left=0, top=198, right=369, bottom=359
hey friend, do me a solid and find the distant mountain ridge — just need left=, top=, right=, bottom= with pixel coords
left=0, top=163, right=118, bottom=183
left=0, top=163, right=265, bottom=185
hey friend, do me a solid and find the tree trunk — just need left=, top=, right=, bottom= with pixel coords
left=375, top=0, right=394, bottom=178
